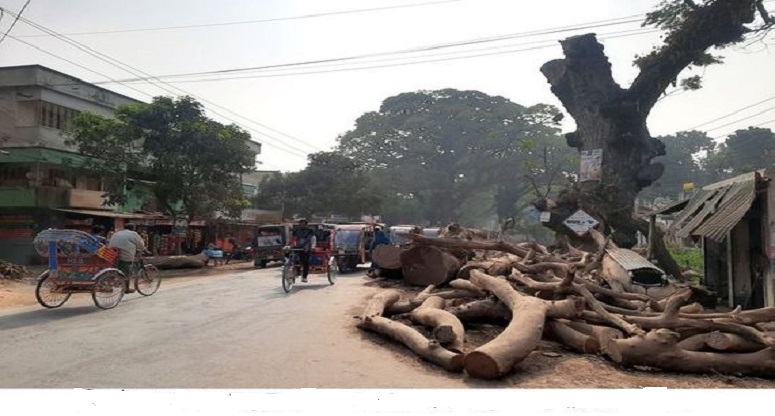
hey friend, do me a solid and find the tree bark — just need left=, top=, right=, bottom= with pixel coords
left=446, top=299, right=511, bottom=322
left=400, top=245, right=461, bottom=286
left=371, top=244, right=404, bottom=270
left=705, top=331, right=775, bottom=353
left=359, top=290, right=402, bottom=320
left=410, top=296, right=466, bottom=353
left=465, top=270, right=549, bottom=379
left=358, top=316, right=465, bottom=372
left=544, top=320, right=600, bottom=354
left=607, top=329, right=775, bottom=378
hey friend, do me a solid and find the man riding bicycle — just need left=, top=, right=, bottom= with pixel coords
left=291, top=219, right=316, bottom=282
left=108, top=223, right=146, bottom=293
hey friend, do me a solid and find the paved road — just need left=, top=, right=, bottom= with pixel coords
left=0, top=266, right=469, bottom=388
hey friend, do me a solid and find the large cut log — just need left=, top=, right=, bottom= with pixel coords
left=676, top=334, right=710, bottom=351
left=410, top=296, right=465, bottom=353
left=148, top=254, right=208, bottom=269
left=446, top=299, right=511, bottom=322
left=464, top=270, right=549, bottom=379
left=448, top=279, right=485, bottom=296
left=407, top=234, right=530, bottom=258
left=563, top=321, right=623, bottom=354
left=607, top=329, right=775, bottom=377
left=544, top=320, right=600, bottom=354
left=705, top=331, right=775, bottom=353
left=358, top=316, right=465, bottom=372
left=360, top=290, right=401, bottom=320
left=384, top=300, right=417, bottom=315
left=371, top=245, right=404, bottom=270
left=400, top=246, right=461, bottom=286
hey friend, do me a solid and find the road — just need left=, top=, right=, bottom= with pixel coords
left=0, top=266, right=467, bottom=388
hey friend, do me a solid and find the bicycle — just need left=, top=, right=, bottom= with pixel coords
left=92, top=254, right=162, bottom=310
left=281, top=248, right=337, bottom=293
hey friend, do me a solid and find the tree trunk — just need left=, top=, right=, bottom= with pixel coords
left=371, top=245, right=404, bottom=270
left=544, top=320, right=600, bottom=354
left=464, top=270, right=548, bottom=379
left=358, top=316, right=465, bottom=372
left=705, top=331, right=775, bottom=353
left=400, top=245, right=461, bottom=286
left=607, top=329, right=775, bottom=378
left=410, top=296, right=466, bottom=353
left=537, top=0, right=762, bottom=255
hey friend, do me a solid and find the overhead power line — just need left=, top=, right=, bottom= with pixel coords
left=7, top=12, right=324, bottom=160
left=0, top=0, right=32, bottom=45
left=14, top=0, right=463, bottom=38
left=685, top=94, right=775, bottom=130
left=90, top=15, right=647, bottom=84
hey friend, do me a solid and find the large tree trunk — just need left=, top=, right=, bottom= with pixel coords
left=400, top=245, right=461, bottom=286
left=536, top=0, right=760, bottom=260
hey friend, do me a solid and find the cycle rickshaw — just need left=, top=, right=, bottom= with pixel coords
left=32, top=229, right=161, bottom=310
left=281, top=224, right=337, bottom=293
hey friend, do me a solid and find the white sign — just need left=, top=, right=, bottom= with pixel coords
left=563, top=210, right=599, bottom=236
left=539, top=212, right=551, bottom=223
left=579, top=149, right=603, bottom=182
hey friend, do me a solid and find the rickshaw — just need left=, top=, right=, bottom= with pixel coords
left=252, top=223, right=291, bottom=268
left=281, top=223, right=338, bottom=293
left=32, top=229, right=161, bottom=310
left=332, top=223, right=377, bottom=273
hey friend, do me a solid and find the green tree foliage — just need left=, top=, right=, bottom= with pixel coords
left=67, top=96, right=257, bottom=221
left=645, top=130, right=716, bottom=199
left=254, top=151, right=382, bottom=220
left=336, top=89, right=569, bottom=225
left=706, top=127, right=775, bottom=175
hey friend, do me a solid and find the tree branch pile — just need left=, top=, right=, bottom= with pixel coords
left=356, top=234, right=775, bottom=379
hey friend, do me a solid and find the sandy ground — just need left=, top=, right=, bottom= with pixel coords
left=2, top=262, right=775, bottom=388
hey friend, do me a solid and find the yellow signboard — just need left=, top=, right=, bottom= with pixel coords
left=682, top=182, right=695, bottom=191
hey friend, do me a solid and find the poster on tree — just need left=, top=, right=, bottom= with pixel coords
left=579, top=149, right=603, bottom=182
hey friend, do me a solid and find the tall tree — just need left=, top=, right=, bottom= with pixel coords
left=536, top=0, right=772, bottom=277
left=705, top=127, right=775, bottom=175
left=67, top=96, right=257, bottom=221
left=254, top=151, right=382, bottom=220
left=337, top=89, right=563, bottom=224
left=644, top=130, right=716, bottom=200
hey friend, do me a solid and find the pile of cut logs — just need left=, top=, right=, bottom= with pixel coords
left=358, top=228, right=775, bottom=379
left=0, top=260, right=30, bottom=280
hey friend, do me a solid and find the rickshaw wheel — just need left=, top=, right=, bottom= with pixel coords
left=35, top=271, right=71, bottom=308
left=327, top=259, right=338, bottom=285
left=135, top=264, right=161, bottom=296
left=92, top=270, right=125, bottom=310
left=281, top=263, right=295, bottom=293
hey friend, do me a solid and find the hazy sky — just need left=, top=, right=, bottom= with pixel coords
left=1, top=0, right=773, bottom=172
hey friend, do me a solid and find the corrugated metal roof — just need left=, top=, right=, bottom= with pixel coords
left=605, top=248, right=666, bottom=287
left=605, top=248, right=665, bottom=274
left=671, top=171, right=760, bottom=242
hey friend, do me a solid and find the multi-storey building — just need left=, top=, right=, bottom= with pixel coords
left=0, top=65, right=262, bottom=264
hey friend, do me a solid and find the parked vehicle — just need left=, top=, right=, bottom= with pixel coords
left=252, top=224, right=291, bottom=268
left=389, top=225, right=420, bottom=245
left=422, top=227, right=441, bottom=238
left=332, top=223, right=376, bottom=273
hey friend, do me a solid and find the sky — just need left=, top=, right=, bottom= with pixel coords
left=0, top=0, right=773, bottom=173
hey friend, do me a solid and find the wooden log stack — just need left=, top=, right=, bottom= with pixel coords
left=355, top=231, right=775, bottom=379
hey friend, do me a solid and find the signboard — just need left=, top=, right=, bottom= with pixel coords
left=539, top=212, right=551, bottom=223
left=682, top=182, right=695, bottom=191
left=579, top=149, right=603, bottom=182
left=563, top=210, right=600, bottom=236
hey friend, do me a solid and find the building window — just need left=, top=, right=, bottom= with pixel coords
left=39, top=102, right=80, bottom=130
left=0, top=164, right=32, bottom=187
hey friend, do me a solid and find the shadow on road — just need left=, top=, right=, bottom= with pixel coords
left=0, top=306, right=100, bottom=331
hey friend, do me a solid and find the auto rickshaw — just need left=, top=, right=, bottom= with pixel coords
left=252, top=224, right=291, bottom=268
left=332, top=223, right=377, bottom=273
